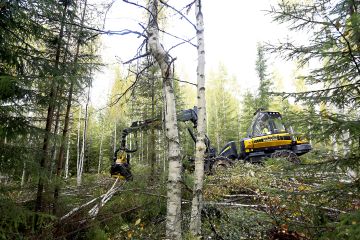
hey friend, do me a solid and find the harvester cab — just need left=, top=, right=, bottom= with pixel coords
left=238, top=109, right=312, bottom=163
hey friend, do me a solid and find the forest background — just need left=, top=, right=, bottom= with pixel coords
left=0, top=0, right=359, bottom=239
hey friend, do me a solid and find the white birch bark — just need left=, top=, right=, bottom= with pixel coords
left=138, top=132, right=141, bottom=163
left=77, top=85, right=91, bottom=186
left=50, top=121, right=61, bottom=177
left=190, top=0, right=206, bottom=235
left=21, top=161, right=26, bottom=188
left=140, top=131, right=143, bottom=163
left=147, top=1, right=182, bottom=238
left=97, top=127, right=104, bottom=175
left=215, top=106, right=220, bottom=152
left=129, top=133, right=132, bottom=149
left=113, top=122, right=117, bottom=153
left=76, top=106, right=82, bottom=175
left=61, top=178, right=123, bottom=221
left=88, top=178, right=120, bottom=217
left=64, top=130, right=70, bottom=179
left=158, top=130, right=161, bottom=165
left=146, top=133, right=149, bottom=164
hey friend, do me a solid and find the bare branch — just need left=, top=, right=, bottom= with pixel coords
left=159, top=0, right=197, bottom=31
left=168, top=36, right=196, bottom=52
left=172, top=77, right=197, bottom=86
left=123, top=0, right=154, bottom=20
left=108, top=61, right=156, bottom=108
left=185, top=0, right=196, bottom=14
left=30, top=11, right=147, bottom=39
left=159, top=28, right=197, bottom=48
left=123, top=52, right=151, bottom=64
left=205, top=201, right=266, bottom=209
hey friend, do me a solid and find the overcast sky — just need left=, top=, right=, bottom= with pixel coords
left=91, top=0, right=297, bottom=108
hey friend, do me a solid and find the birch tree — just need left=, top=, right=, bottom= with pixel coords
left=190, top=0, right=206, bottom=236
left=97, top=124, right=104, bottom=175
left=64, top=129, right=71, bottom=179
left=78, top=84, right=91, bottom=186
left=76, top=106, right=82, bottom=177
left=147, top=1, right=182, bottom=238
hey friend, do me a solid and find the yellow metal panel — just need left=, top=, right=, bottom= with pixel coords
left=116, top=152, right=127, bottom=164
left=112, top=174, right=126, bottom=180
left=244, top=139, right=253, bottom=149
left=251, top=133, right=292, bottom=149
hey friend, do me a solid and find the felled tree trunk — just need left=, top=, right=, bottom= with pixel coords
left=190, top=0, right=206, bottom=236
left=147, top=1, right=182, bottom=238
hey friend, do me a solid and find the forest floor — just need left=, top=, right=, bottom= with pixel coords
left=2, top=154, right=359, bottom=239
left=51, top=153, right=358, bottom=239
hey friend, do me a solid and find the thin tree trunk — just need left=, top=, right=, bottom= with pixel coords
left=54, top=0, right=88, bottom=213
left=158, top=130, right=161, bottom=166
left=215, top=104, right=220, bottom=152
left=146, top=133, right=149, bottom=164
left=64, top=128, right=71, bottom=179
left=97, top=126, right=104, bottom=175
left=129, top=133, right=132, bottom=149
left=50, top=105, right=61, bottom=177
left=190, top=0, right=206, bottom=235
left=77, top=84, right=91, bottom=186
left=150, top=77, right=156, bottom=178
left=148, top=1, right=182, bottom=238
left=21, top=161, right=26, bottom=188
left=139, top=131, right=142, bottom=163
left=142, top=131, right=144, bottom=163
left=35, top=2, right=68, bottom=213
left=76, top=106, right=82, bottom=174
left=113, top=122, right=117, bottom=153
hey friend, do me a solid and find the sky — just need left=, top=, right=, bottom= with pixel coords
left=91, top=0, right=297, bottom=108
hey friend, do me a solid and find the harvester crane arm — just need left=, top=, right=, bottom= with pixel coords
left=111, top=107, right=198, bottom=180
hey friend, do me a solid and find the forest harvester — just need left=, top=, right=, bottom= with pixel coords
left=110, top=108, right=311, bottom=180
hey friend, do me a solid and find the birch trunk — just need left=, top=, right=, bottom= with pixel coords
left=77, top=84, right=91, bottom=187
left=150, top=77, right=156, bottom=178
left=50, top=105, right=61, bottom=176
left=97, top=127, right=104, bottom=175
left=76, top=106, right=82, bottom=175
left=148, top=1, right=182, bottom=238
left=190, top=0, right=206, bottom=235
left=113, top=122, right=117, bottom=153
left=64, top=129, right=70, bottom=179
left=140, top=131, right=143, bottom=163
left=21, top=161, right=26, bottom=188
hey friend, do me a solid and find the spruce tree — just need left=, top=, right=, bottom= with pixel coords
left=268, top=0, right=359, bottom=149
left=267, top=0, right=360, bottom=237
left=255, top=42, right=272, bottom=110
